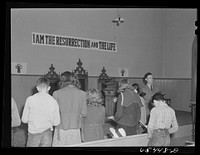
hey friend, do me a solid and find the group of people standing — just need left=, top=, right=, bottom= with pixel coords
left=11, top=71, right=179, bottom=147
left=105, top=72, right=179, bottom=146
left=12, top=71, right=105, bottom=147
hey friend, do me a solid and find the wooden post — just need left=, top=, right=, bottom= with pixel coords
left=190, top=35, right=197, bottom=141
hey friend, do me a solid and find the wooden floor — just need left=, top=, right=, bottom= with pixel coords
left=175, top=110, right=192, bottom=126
left=170, top=135, right=194, bottom=146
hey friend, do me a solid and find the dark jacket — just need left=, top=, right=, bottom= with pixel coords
left=114, top=89, right=142, bottom=127
left=53, top=85, right=87, bottom=130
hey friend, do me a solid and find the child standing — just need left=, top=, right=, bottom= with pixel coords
left=22, top=77, right=60, bottom=147
left=82, top=89, right=105, bottom=142
left=147, top=93, right=179, bottom=146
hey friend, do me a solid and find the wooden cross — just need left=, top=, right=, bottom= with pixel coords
left=120, top=68, right=125, bottom=76
left=15, top=64, right=22, bottom=73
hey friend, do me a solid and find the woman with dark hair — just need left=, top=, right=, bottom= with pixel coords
left=52, top=71, right=87, bottom=146
left=142, top=72, right=159, bottom=124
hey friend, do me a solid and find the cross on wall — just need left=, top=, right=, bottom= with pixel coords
left=15, top=64, right=23, bottom=73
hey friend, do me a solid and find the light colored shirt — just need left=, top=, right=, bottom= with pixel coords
left=147, top=103, right=178, bottom=138
left=22, top=92, right=60, bottom=134
left=11, top=98, right=21, bottom=127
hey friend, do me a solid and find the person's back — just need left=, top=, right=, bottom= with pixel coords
left=52, top=71, right=87, bottom=146
left=83, top=105, right=105, bottom=142
left=147, top=93, right=178, bottom=146
left=116, top=89, right=141, bottom=127
left=24, top=93, right=59, bottom=133
left=82, top=88, right=105, bottom=142
left=53, top=86, right=87, bottom=129
left=113, top=79, right=141, bottom=136
left=151, top=105, right=177, bottom=130
left=22, top=77, right=60, bottom=147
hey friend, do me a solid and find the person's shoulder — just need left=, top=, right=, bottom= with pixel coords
left=79, top=89, right=87, bottom=95
left=24, top=94, right=37, bottom=104
left=27, top=94, right=36, bottom=100
left=150, top=106, right=158, bottom=113
left=46, top=93, right=55, bottom=99
left=123, top=89, right=133, bottom=96
left=99, top=104, right=105, bottom=110
left=53, top=89, right=61, bottom=94
left=168, top=106, right=176, bottom=113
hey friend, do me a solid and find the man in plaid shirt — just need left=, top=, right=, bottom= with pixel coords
left=147, top=93, right=179, bottom=146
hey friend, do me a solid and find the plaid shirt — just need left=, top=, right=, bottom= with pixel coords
left=147, top=103, right=178, bottom=138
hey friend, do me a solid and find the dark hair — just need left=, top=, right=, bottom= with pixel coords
left=36, top=77, right=50, bottom=87
left=132, top=83, right=146, bottom=97
left=152, top=92, right=165, bottom=101
left=132, top=83, right=140, bottom=93
left=143, top=72, right=152, bottom=85
left=59, top=71, right=81, bottom=89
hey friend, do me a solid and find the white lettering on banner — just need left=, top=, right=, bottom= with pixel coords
left=32, top=32, right=117, bottom=52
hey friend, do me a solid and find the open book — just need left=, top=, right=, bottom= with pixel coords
left=185, top=141, right=195, bottom=146
left=138, top=121, right=147, bottom=129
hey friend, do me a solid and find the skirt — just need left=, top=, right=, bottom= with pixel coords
left=52, top=128, right=81, bottom=147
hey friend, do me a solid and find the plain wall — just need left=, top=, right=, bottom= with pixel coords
left=163, top=9, right=196, bottom=78
left=11, top=8, right=197, bottom=112
left=11, top=8, right=164, bottom=77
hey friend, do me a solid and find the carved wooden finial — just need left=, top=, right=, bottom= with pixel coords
left=44, top=64, right=59, bottom=82
left=99, top=67, right=109, bottom=80
left=73, top=59, right=88, bottom=75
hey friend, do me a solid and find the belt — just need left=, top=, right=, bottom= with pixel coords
left=156, top=128, right=168, bottom=132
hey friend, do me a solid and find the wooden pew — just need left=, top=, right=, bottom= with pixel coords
left=69, top=133, right=148, bottom=147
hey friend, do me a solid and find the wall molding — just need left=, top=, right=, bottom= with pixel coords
left=11, top=74, right=192, bottom=81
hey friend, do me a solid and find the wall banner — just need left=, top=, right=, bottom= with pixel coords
left=32, top=32, right=117, bottom=52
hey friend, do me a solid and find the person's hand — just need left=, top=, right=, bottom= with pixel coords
left=107, top=116, right=114, bottom=120
left=113, top=97, right=118, bottom=103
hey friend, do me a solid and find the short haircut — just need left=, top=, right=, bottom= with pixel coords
left=36, top=77, right=50, bottom=87
left=143, top=72, right=152, bottom=84
left=152, top=92, right=165, bottom=101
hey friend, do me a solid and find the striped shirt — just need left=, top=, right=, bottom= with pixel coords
left=147, top=103, right=178, bottom=138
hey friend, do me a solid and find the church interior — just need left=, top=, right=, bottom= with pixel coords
left=9, top=7, right=196, bottom=147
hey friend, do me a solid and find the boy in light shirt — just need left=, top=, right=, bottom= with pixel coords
left=147, top=93, right=178, bottom=146
left=22, top=77, right=60, bottom=147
